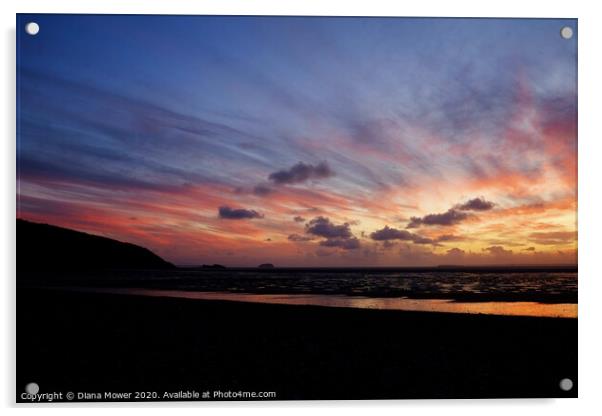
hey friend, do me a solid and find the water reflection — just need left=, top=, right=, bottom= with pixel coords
left=70, top=287, right=577, bottom=318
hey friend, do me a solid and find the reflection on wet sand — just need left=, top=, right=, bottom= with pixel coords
left=66, top=287, right=577, bottom=318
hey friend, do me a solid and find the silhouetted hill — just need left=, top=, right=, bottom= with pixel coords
left=17, top=219, right=175, bottom=272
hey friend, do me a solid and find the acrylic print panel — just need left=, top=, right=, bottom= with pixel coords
left=16, top=15, right=577, bottom=402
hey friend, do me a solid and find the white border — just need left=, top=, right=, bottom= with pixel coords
left=3, top=1, right=602, bottom=415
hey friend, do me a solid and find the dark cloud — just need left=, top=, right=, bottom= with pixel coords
left=405, top=197, right=495, bottom=229
left=303, top=216, right=360, bottom=250
left=293, top=216, right=306, bottom=223
left=218, top=206, right=263, bottom=220
left=524, top=246, right=536, bottom=251
left=268, top=161, right=334, bottom=185
left=319, top=237, right=360, bottom=250
left=456, top=197, right=495, bottom=211
left=253, top=184, right=274, bottom=196
left=306, top=216, right=353, bottom=239
left=287, top=233, right=315, bottom=242
left=370, top=225, right=437, bottom=245
left=370, top=226, right=415, bottom=241
left=407, top=209, right=469, bottom=228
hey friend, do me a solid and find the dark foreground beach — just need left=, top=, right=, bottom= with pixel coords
left=17, top=288, right=577, bottom=401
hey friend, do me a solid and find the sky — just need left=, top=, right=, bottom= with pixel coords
left=17, top=15, right=577, bottom=266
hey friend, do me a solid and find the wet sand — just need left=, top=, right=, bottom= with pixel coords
left=17, top=288, right=577, bottom=401
left=54, top=286, right=578, bottom=318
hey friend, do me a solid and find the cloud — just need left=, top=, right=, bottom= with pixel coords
left=529, top=231, right=576, bottom=245
left=524, top=246, right=536, bottom=251
left=411, top=235, right=437, bottom=245
left=406, top=197, right=495, bottom=229
left=382, top=240, right=397, bottom=249
left=18, top=69, right=270, bottom=195
left=268, top=161, right=334, bottom=185
left=370, top=225, right=437, bottom=245
left=435, top=234, right=465, bottom=242
left=18, top=154, right=182, bottom=193
left=486, top=239, right=526, bottom=247
left=456, top=197, right=495, bottom=211
left=303, top=216, right=360, bottom=250
left=253, top=184, right=274, bottom=196
left=483, top=245, right=513, bottom=256
left=218, top=206, right=263, bottom=220
left=293, top=216, right=306, bottom=223
left=319, top=237, right=361, bottom=250
left=370, top=226, right=415, bottom=241
left=306, top=216, right=353, bottom=239
left=446, top=247, right=466, bottom=256
left=288, top=233, right=314, bottom=242
left=407, top=209, right=469, bottom=228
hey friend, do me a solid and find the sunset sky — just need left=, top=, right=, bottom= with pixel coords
left=17, top=15, right=577, bottom=266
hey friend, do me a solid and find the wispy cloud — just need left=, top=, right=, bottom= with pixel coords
left=16, top=16, right=577, bottom=265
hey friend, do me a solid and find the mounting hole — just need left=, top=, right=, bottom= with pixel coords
left=560, top=26, right=573, bottom=40
left=559, top=378, right=573, bottom=391
left=25, top=22, right=40, bottom=36
left=25, top=382, right=39, bottom=395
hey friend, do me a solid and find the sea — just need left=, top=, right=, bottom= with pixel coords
left=35, top=267, right=578, bottom=318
